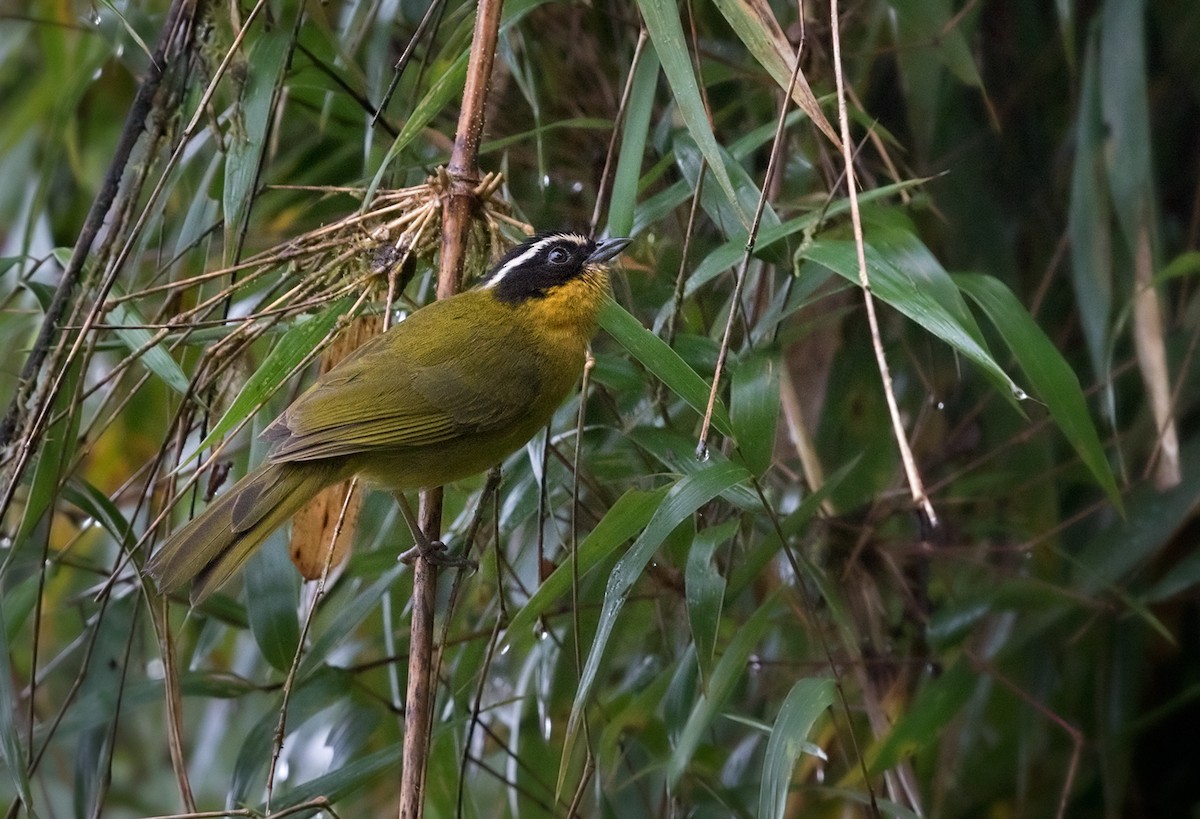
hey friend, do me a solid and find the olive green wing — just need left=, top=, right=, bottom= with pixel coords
left=264, top=302, right=542, bottom=463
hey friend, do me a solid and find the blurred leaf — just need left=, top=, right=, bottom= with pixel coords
left=599, top=298, right=733, bottom=436
left=1099, top=0, right=1155, bottom=255
left=711, top=0, right=839, bottom=144
left=231, top=666, right=356, bottom=804
left=955, top=273, right=1121, bottom=508
left=367, top=50, right=469, bottom=203
left=1071, top=434, right=1200, bottom=594
left=759, top=677, right=836, bottom=819
left=73, top=595, right=137, bottom=818
left=1067, top=29, right=1113, bottom=385
left=1145, top=547, right=1200, bottom=603
left=244, top=530, right=301, bottom=671
left=298, top=560, right=408, bottom=678
left=674, top=131, right=779, bottom=239
left=224, top=29, right=291, bottom=265
left=860, top=660, right=975, bottom=780
left=731, top=352, right=780, bottom=476
left=267, top=743, right=401, bottom=812
left=636, top=0, right=749, bottom=227
left=10, top=357, right=81, bottom=557
left=190, top=298, right=354, bottom=460
left=63, top=478, right=132, bottom=544
left=564, top=461, right=752, bottom=788
left=0, top=602, right=37, bottom=818
left=686, top=519, right=735, bottom=685
left=241, top=413, right=301, bottom=671
left=668, top=591, right=780, bottom=789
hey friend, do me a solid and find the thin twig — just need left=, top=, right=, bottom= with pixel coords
left=828, top=0, right=939, bottom=531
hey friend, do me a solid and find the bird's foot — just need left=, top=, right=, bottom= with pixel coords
left=399, top=539, right=476, bottom=570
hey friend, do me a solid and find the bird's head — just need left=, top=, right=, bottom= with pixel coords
left=483, top=232, right=630, bottom=305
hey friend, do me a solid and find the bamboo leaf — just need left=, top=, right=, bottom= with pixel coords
left=599, top=298, right=733, bottom=436
left=955, top=272, right=1121, bottom=508
left=759, top=677, right=836, bottom=819
left=561, top=461, right=751, bottom=793
left=668, top=592, right=780, bottom=789
left=801, top=240, right=1023, bottom=399
left=711, top=0, right=839, bottom=145
left=686, top=519, right=736, bottom=685
left=636, top=0, right=750, bottom=227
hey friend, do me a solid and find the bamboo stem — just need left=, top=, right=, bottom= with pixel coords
left=400, top=0, right=506, bottom=815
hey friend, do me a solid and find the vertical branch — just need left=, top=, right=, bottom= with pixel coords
left=401, top=1, right=505, bottom=817
left=437, top=0, right=504, bottom=297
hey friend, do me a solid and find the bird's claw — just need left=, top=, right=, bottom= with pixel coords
left=399, top=539, right=476, bottom=570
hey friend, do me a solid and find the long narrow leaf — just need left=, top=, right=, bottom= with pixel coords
left=636, top=0, right=749, bottom=227
left=759, top=677, right=836, bottom=819
left=955, top=272, right=1120, bottom=507
left=561, top=461, right=751, bottom=793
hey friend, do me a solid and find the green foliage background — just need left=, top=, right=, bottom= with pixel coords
left=2, top=0, right=1199, bottom=816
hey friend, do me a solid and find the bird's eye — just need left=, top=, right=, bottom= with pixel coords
left=547, top=247, right=570, bottom=264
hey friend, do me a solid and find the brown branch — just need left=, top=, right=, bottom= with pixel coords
left=436, top=0, right=503, bottom=298
left=400, top=0, right=506, bottom=816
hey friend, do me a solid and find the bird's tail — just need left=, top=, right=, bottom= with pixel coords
left=146, top=462, right=337, bottom=603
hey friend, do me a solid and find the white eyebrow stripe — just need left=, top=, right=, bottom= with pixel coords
left=483, top=234, right=587, bottom=289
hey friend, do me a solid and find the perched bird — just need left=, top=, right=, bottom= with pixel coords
left=146, top=232, right=629, bottom=602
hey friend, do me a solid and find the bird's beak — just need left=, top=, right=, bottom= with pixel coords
left=587, top=237, right=631, bottom=264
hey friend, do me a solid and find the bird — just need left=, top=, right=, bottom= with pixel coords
left=145, top=232, right=630, bottom=603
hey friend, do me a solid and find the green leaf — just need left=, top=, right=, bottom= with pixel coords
left=0, top=602, right=38, bottom=818
left=1067, top=29, right=1113, bottom=386
left=63, top=478, right=132, bottom=544
left=504, top=486, right=670, bottom=644
left=673, top=131, right=780, bottom=239
left=224, top=29, right=291, bottom=265
left=101, top=294, right=193, bottom=394
left=861, top=659, right=976, bottom=779
left=636, top=0, right=749, bottom=227
left=731, top=353, right=780, bottom=477
left=1099, top=0, right=1154, bottom=255
left=688, top=178, right=930, bottom=298
left=241, top=418, right=301, bottom=671
left=1071, top=433, right=1200, bottom=595
left=801, top=239, right=1022, bottom=399
left=9, top=357, right=82, bottom=563
left=668, top=592, right=780, bottom=789
left=562, top=461, right=752, bottom=791
left=711, top=0, right=839, bottom=144
left=955, top=273, right=1120, bottom=507
left=759, top=677, right=836, bottom=819
left=366, top=50, right=469, bottom=203
left=189, top=298, right=355, bottom=460
left=243, top=538, right=300, bottom=666
left=686, top=520, right=736, bottom=685
left=606, top=43, right=660, bottom=238
left=266, top=743, right=401, bottom=812
left=599, top=298, right=733, bottom=436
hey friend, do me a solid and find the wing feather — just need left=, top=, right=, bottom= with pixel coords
left=264, top=296, right=542, bottom=463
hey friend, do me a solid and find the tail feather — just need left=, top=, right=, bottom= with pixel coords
left=146, top=463, right=336, bottom=603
